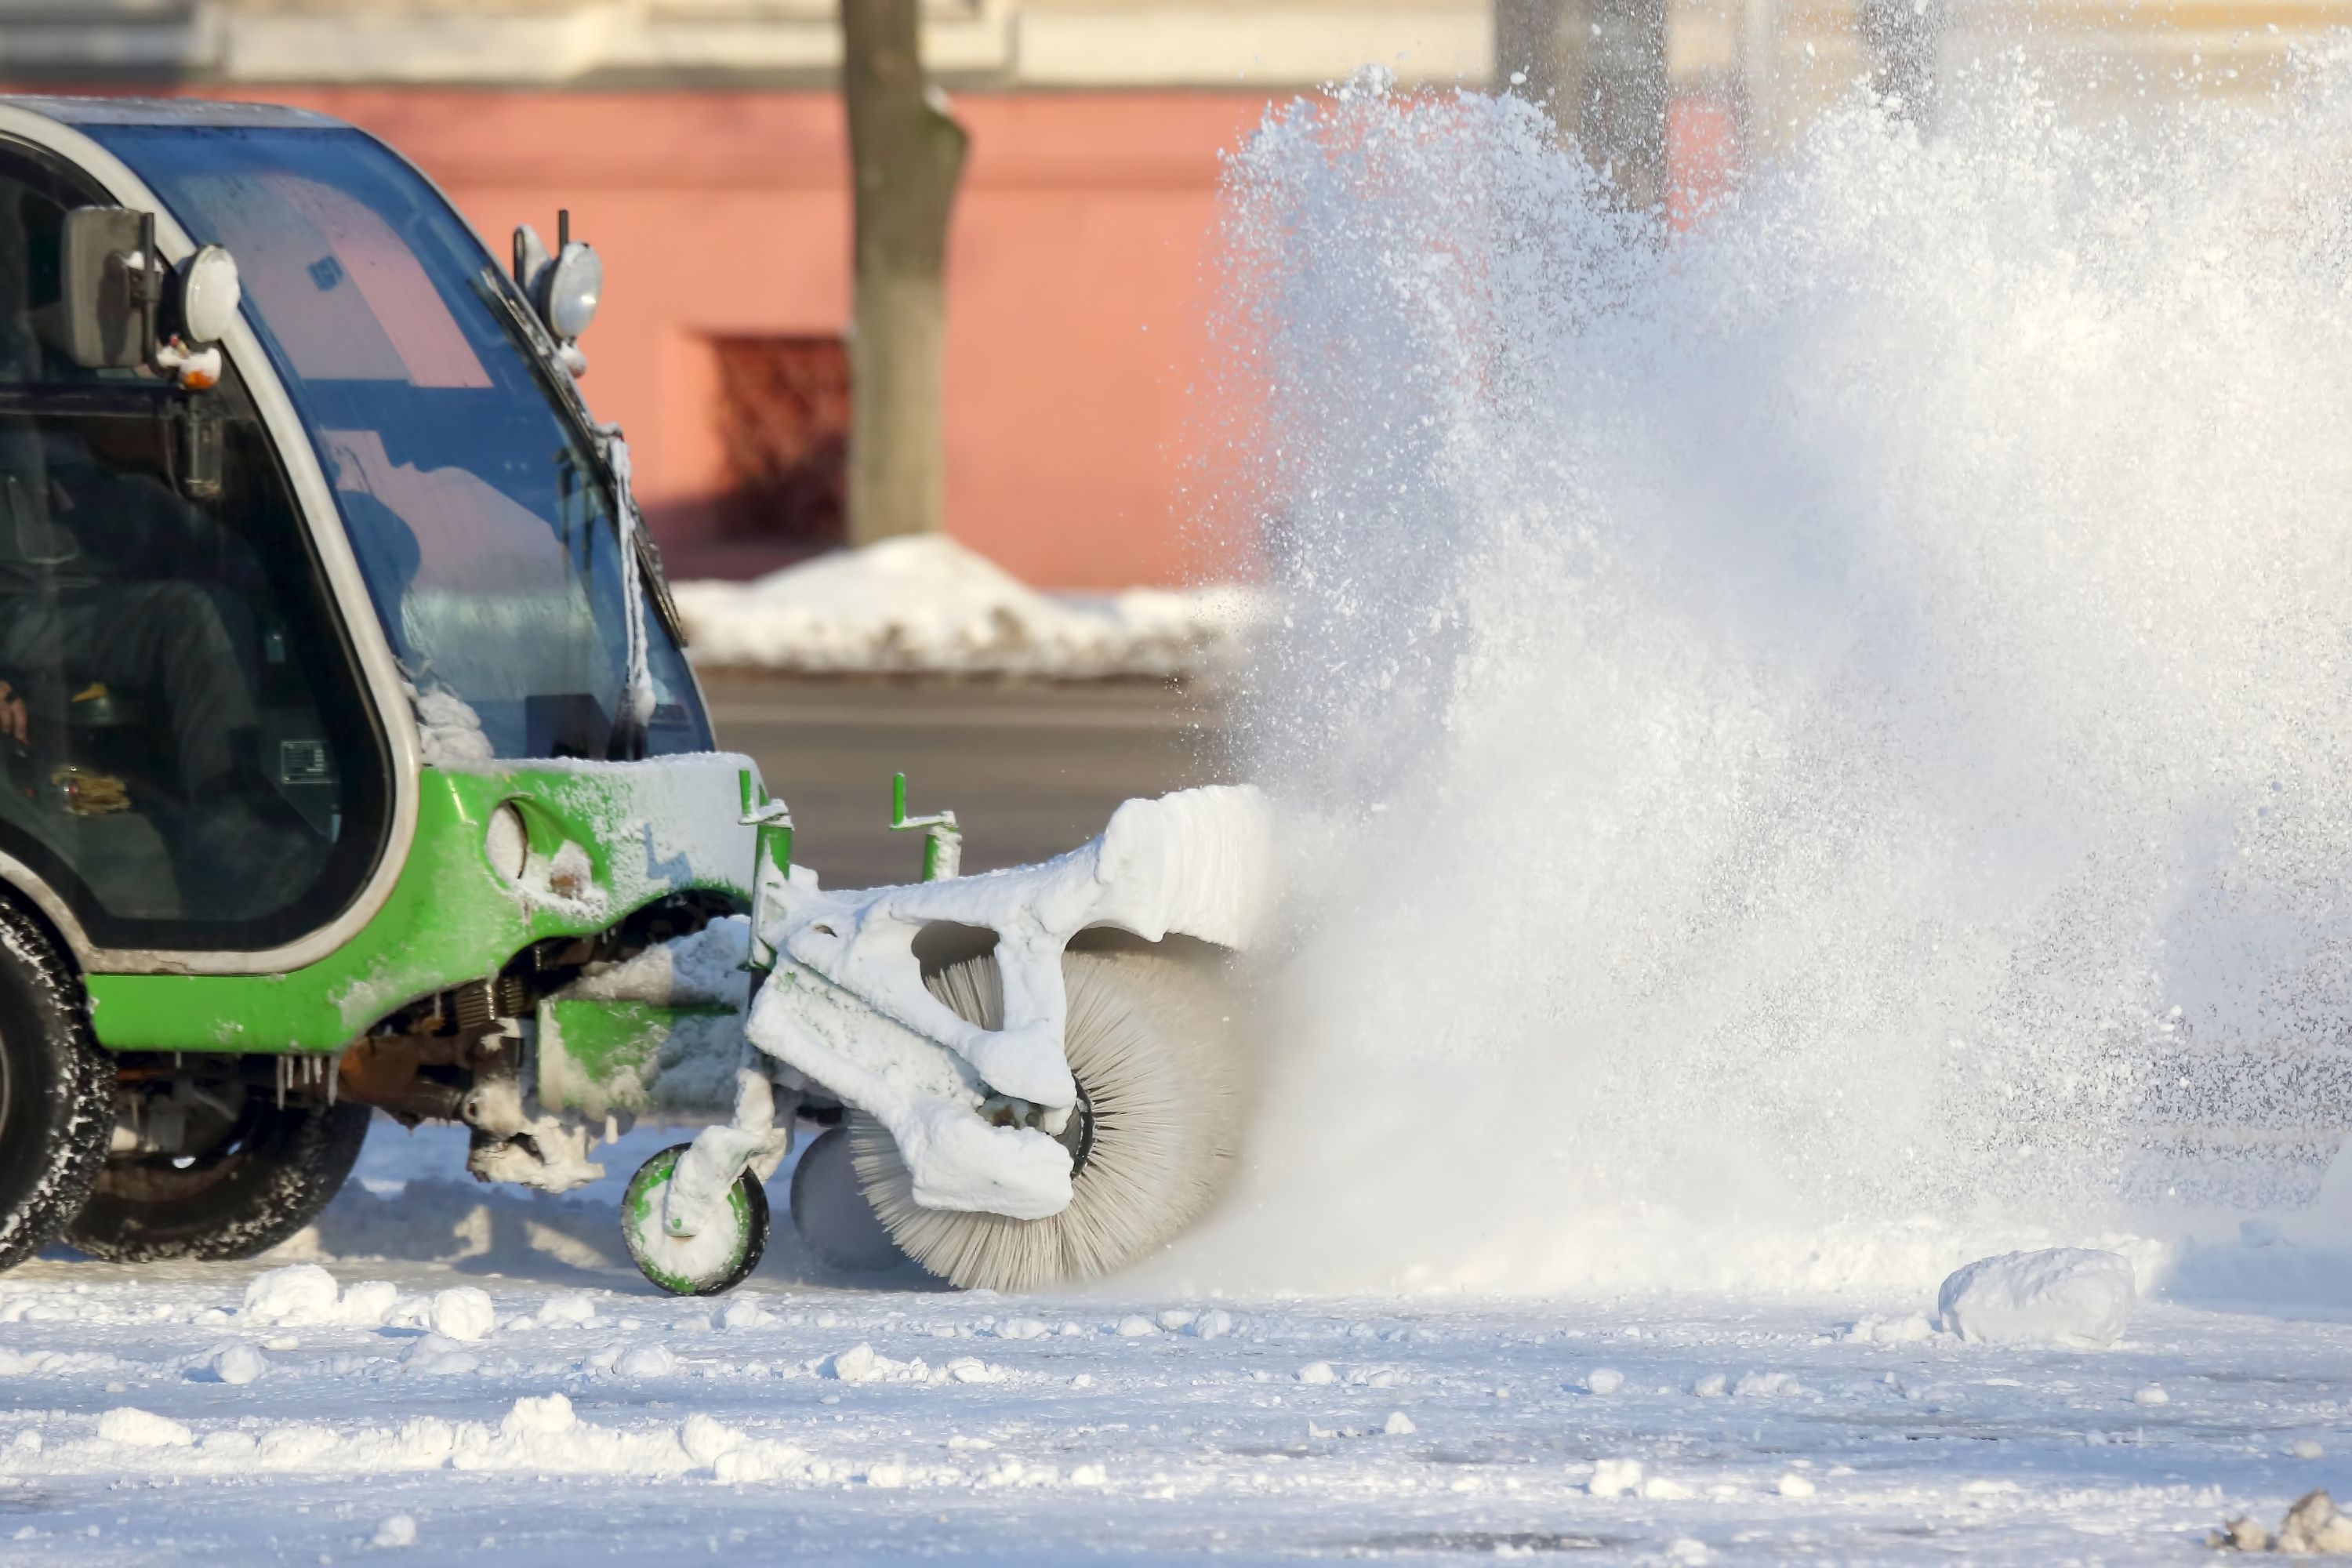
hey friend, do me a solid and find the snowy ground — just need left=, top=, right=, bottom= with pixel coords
left=1, top=1123, right=2348, bottom=1563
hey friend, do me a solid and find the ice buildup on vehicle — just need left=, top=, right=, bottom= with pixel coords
left=743, top=783, right=1273, bottom=1221
left=1936, top=1248, right=2135, bottom=1348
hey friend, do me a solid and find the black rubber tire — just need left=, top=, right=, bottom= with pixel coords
left=66, top=1095, right=372, bottom=1262
left=0, top=902, right=114, bottom=1275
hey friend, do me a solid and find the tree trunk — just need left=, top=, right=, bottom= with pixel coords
left=1492, top=0, right=1668, bottom=212
left=841, top=0, right=967, bottom=545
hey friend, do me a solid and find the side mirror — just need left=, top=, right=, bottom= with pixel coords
left=45, top=205, right=154, bottom=370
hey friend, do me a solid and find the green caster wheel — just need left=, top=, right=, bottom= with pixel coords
left=621, top=1143, right=770, bottom=1296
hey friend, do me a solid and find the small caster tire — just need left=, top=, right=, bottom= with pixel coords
left=621, top=1142, right=769, bottom=1296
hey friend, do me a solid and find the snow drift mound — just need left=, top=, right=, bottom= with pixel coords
left=1157, top=60, right=2352, bottom=1298
left=672, top=535, right=1267, bottom=678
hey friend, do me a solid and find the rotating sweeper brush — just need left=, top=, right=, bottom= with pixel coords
left=844, top=947, right=1247, bottom=1291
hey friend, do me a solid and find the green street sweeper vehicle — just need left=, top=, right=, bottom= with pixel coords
left=0, top=97, right=1265, bottom=1297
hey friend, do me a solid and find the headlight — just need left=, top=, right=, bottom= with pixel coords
left=542, top=241, right=602, bottom=342
left=485, top=802, right=529, bottom=883
left=176, top=245, right=241, bottom=345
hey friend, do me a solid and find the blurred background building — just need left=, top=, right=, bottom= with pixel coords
left=0, top=0, right=2339, bottom=586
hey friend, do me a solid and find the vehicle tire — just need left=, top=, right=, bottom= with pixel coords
left=0, top=902, right=114, bottom=1275
left=621, top=1142, right=771, bottom=1296
left=788, top=1125, right=907, bottom=1273
left=849, top=948, right=1248, bottom=1292
left=65, top=1090, right=372, bottom=1262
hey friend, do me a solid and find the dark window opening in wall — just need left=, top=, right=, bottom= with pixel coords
left=713, top=335, right=849, bottom=546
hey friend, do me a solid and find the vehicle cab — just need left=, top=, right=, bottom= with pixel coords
left=0, top=97, right=760, bottom=1271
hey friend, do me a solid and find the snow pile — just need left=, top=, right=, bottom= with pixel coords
left=1160, top=58, right=2352, bottom=1298
left=670, top=535, right=1268, bottom=678
left=239, top=1265, right=398, bottom=1328
left=1936, top=1249, right=2136, bottom=1348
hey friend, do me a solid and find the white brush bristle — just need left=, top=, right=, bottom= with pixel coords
left=849, top=949, right=1246, bottom=1292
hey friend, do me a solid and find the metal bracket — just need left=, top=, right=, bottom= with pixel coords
left=889, top=771, right=961, bottom=881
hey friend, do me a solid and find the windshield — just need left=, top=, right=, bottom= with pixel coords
left=83, top=123, right=710, bottom=761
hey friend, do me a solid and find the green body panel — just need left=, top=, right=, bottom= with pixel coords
left=535, top=996, right=740, bottom=1120
left=82, top=755, right=756, bottom=1054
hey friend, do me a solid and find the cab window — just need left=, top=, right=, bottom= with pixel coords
left=0, top=143, right=389, bottom=951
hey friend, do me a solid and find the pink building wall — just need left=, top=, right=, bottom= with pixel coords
left=129, top=86, right=1274, bottom=588
left=28, top=83, right=1735, bottom=587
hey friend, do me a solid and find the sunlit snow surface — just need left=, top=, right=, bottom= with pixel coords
left=0, top=1121, right=2348, bottom=1563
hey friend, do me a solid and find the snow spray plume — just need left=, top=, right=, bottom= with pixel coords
left=1165, top=60, right=2352, bottom=1298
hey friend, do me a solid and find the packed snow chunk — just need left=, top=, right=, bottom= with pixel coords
left=2134, top=1383, right=2169, bottom=1406
left=996, top=1317, right=1051, bottom=1341
left=2296, top=1439, right=2328, bottom=1460
left=502, top=1393, right=576, bottom=1439
left=1589, top=1458, right=1645, bottom=1498
left=1383, top=1411, right=1417, bottom=1436
left=208, top=1344, right=269, bottom=1387
left=1189, top=1309, right=1235, bottom=1341
left=945, top=1358, right=1003, bottom=1385
left=338, top=1281, right=400, bottom=1328
left=1586, top=1367, right=1625, bottom=1395
left=1843, top=1312, right=1937, bottom=1345
left=825, top=1344, right=881, bottom=1384
left=714, top=1298, right=769, bottom=1333
left=1642, top=1475, right=1697, bottom=1501
left=402, top=1334, right=479, bottom=1377
left=613, top=1345, right=676, bottom=1379
left=96, top=1408, right=193, bottom=1449
left=241, top=1264, right=340, bottom=1325
left=372, top=1514, right=418, bottom=1549
left=1936, top=1248, right=2136, bottom=1348
left=1691, top=1373, right=1727, bottom=1398
left=1070, top=1463, right=1108, bottom=1486
left=2279, top=1490, right=2352, bottom=1555
left=426, top=1287, right=496, bottom=1344
left=535, top=1294, right=598, bottom=1329
left=1156, top=1309, right=1196, bottom=1331
left=1735, top=1371, right=1802, bottom=1397
left=1115, top=1316, right=1160, bottom=1339
left=1777, top=1472, right=1818, bottom=1498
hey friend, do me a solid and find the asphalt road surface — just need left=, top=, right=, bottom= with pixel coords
left=697, top=672, right=1236, bottom=890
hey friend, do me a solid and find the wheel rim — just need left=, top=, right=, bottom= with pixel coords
left=95, top=1085, right=255, bottom=1204
left=622, top=1147, right=760, bottom=1295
